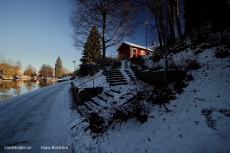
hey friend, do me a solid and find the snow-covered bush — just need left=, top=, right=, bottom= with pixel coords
left=149, top=62, right=163, bottom=71
left=149, top=87, right=176, bottom=104
left=175, top=54, right=201, bottom=72
left=149, top=51, right=163, bottom=62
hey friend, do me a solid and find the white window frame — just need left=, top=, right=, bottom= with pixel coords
left=140, top=50, right=145, bottom=55
left=132, top=48, right=137, bottom=57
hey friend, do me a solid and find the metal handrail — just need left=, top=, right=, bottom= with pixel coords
left=75, top=72, right=104, bottom=88
left=78, top=81, right=107, bottom=97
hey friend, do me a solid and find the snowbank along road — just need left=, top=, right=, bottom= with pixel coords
left=0, top=81, right=74, bottom=153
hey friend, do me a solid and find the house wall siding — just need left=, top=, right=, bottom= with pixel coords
left=130, top=48, right=146, bottom=57
left=118, top=44, right=131, bottom=58
left=118, top=43, right=149, bottom=59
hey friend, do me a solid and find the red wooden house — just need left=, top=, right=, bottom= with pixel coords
left=117, top=41, right=154, bottom=59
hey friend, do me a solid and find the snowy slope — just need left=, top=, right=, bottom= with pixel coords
left=0, top=46, right=229, bottom=153
left=70, top=48, right=230, bottom=153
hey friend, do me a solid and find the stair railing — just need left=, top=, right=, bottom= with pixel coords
left=75, top=72, right=105, bottom=89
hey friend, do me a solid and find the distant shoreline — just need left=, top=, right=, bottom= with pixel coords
left=0, top=77, right=57, bottom=81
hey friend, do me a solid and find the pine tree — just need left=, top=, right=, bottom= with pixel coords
left=80, top=26, right=102, bottom=64
left=55, top=57, right=63, bottom=78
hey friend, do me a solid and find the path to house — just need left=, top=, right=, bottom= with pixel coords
left=0, top=80, right=74, bottom=153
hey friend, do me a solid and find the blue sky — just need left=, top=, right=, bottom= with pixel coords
left=0, top=0, right=152, bottom=72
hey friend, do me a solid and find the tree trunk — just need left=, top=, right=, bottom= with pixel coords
left=195, top=25, right=203, bottom=42
left=102, top=14, right=106, bottom=69
left=155, top=16, right=164, bottom=53
left=145, top=0, right=164, bottom=53
left=159, top=14, right=165, bottom=46
left=164, top=0, right=169, bottom=88
left=174, top=0, right=183, bottom=46
left=168, top=2, right=175, bottom=46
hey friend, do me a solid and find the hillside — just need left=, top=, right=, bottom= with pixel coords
left=0, top=27, right=229, bottom=153
left=69, top=35, right=230, bottom=152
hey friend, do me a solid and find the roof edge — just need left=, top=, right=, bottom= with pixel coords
left=117, top=41, right=154, bottom=52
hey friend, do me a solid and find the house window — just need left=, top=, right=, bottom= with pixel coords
left=140, top=50, right=145, bottom=55
left=133, top=48, right=137, bottom=57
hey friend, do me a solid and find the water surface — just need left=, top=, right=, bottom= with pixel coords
left=0, top=80, right=56, bottom=102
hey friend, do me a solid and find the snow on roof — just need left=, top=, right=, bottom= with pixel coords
left=117, top=41, right=154, bottom=52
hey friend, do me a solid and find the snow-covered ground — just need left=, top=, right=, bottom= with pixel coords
left=0, top=81, right=75, bottom=153
left=0, top=45, right=229, bottom=153
left=55, top=76, right=73, bottom=82
left=69, top=48, right=230, bottom=153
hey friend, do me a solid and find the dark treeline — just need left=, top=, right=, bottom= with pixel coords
left=70, top=0, right=230, bottom=84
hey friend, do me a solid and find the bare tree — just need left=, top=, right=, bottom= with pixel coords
left=69, top=0, right=141, bottom=64
left=0, top=54, right=18, bottom=77
left=138, top=0, right=165, bottom=53
left=133, top=0, right=169, bottom=87
left=0, top=53, right=23, bottom=77
left=139, top=0, right=183, bottom=49
left=63, top=67, right=71, bottom=76
left=14, top=60, right=22, bottom=76
left=24, top=64, right=36, bottom=79
left=0, top=52, right=6, bottom=64
left=39, top=64, right=54, bottom=80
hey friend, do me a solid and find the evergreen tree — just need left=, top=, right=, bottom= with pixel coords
left=55, top=57, right=63, bottom=78
left=80, top=26, right=102, bottom=64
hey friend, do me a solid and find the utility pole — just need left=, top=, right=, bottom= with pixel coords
left=73, top=61, right=76, bottom=75
left=144, top=20, right=148, bottom=53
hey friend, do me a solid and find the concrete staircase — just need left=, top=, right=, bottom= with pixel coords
left=103, top=60, right=137, bottom=86
left=78, top=86, right=135, bottom=114
left=124, top=69, right=135, bottom=81
left=73, top=60, right=142, bottom=120
left=103, top=69, right=128, bottom=86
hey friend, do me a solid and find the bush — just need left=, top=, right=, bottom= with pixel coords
left=88, top=112, right=105, bottom=133
left=149, top=63, right=163, bottom=71
left=149, top=52, right=163, bottom=62
left=79, top=62, right=99, bottom=76
left=105, top=56, right=118, bottom=66
left=83, top=94, right=150, bottom=135
left=130, top=57, right=145, bottom=66
left=112, top=61, right=122, bottom=69
left=172, top=44, right=189, bottom=53
left=185, top=60, right=201, bottom=70
left=149, top=46, right=163, bottom=62
left=70, top=76, right=76, bottom=80
left=174, top=80, right=187, bottom=94
left=130, top=57, right=149, bottom=70
left=169, top=60, right=178, bottom=70
left=177, top=54, right=201, bottom=72
left=194, top=48, right=204, bottom=55
left=111, top=100, right=149, bottom=124
left=185, top=74, right=194, bottom=81
left=215, top=49, right=230, bottom=58
left=93, top=58, right=103, bottom=65
left=126, top=100, right=149, bottom=123
left=150, top=87, right=175, bottom=104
